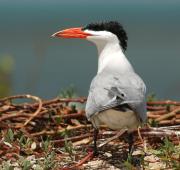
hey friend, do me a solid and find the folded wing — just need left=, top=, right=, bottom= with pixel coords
left=85, top=70, right=147, bottom=122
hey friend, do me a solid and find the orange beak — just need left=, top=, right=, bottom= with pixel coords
left=51, top=27, right=92, bottom=39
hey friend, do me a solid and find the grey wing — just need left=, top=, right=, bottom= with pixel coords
left=85, top=71, right=147, bottom=122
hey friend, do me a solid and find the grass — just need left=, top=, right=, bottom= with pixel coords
left=0, top=90, right=179, bottom=169
left=154, top=137, right=180, bottom=169
left=2, top=128, right=179, bottom=169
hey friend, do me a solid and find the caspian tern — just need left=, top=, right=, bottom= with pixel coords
left=52, top=21, right=147, bottom=155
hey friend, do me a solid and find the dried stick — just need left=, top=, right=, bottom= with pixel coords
left=31, top=124, right=92, bottom=137
left=52, top=133, right=93, bottom=146
left=22, top=95, right=43, bottom=127
left=147, top=112, right=161, bottom=119
left=147, top=106, right=166, bottom=111
left=0, top=111, right=29, bottom=122
left=62, top=151, right=94, bottom=170
left=148, top=110, right=167, bottom=115
left=147, top=100, right=180, bottom=106
left=0, top=94, right=33, bottom=102
left=0, top=94, right=43, bottom=127
left=98, top=129, right=127, bottom=148
left=140, top=127, right=180, bottom=136
left=158, top=125, right=180, bottom=130
left=70, top=151, right=94, bottom=169
left=156, top=107, right=180, bottom=122
left=158, top=119, right=180, bottom=125
left=54, top=111, right=85, bottom=120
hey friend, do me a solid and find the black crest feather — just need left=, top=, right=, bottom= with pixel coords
left=83, top=21, right=128, bottom=51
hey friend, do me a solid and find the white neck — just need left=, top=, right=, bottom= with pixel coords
left=95, top=41, right=134, bottom=74
left=85, top=29, right=134, bottom=74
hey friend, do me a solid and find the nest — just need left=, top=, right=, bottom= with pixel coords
left=0, top=94, right=180, bottom=169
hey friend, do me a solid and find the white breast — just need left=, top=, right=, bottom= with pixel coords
left=90, top=109, right=140, bottom=131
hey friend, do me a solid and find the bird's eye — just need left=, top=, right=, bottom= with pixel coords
left=121, top=93, right=125, bottom=97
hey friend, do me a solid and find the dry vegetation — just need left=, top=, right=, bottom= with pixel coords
left=0, top=94, right=180, bottom=169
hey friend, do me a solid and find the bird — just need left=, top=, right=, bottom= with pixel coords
left=52, top=21, right=147, bottom=155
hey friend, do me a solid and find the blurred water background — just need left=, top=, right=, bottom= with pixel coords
left=0, top=0, right=179, bottom=99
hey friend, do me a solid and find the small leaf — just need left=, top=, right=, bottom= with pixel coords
left=8, top=129, right=14, bottom=142
left=4, top=129, right=14, bottom=143
left=55, top=116, right=62, bottom=124
left=2, top=161, right=14, bottom=170
left=31, top=142, right=37, bottom=150
left=22, top=159, right=31, bottom=170
left=3, top=141, right=12, bottom=147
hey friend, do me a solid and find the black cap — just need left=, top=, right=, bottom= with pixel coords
left=83, top=21, right=128, bottom=51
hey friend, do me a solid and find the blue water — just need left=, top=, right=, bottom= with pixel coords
left=0, top=0, right=180, bottom=99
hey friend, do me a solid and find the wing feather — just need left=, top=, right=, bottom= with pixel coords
left=85, top=70, right=147, bottom=122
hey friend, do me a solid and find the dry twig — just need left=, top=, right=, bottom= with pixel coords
left=0, top=94, right=180, bottom=169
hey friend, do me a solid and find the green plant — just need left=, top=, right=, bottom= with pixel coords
left=17, top=135, right=36, bottom=155
left=70, top=104, right=77, bottom=113
left=124, top=154, right=134, bottom=170
left=21, top=159, right=31, bottom=170
left=0, top=161, right=14, bottom=170
left=4, top=129, right=14, bottom=143
left=155, top=137, right=180, bottom=169
left=60, top=129, right=74, bottom=159
left=147, top=93, right=157, bottom=102
left=19, top=136, right=32, bottom=148
left=148, top=119, right=159, bottom=127
left=43, top=151, right=56, bottom=170
left=124, top=152, right=146, bottom=170
left=54, top=116, right=62, bottom=124
left=64, top=140, right=74, bottom=157
left=33, top=164, right=44, bottom=170
left=59, top=85, right=77, bottom=98
left=41, top=137, right=52, bottom=153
